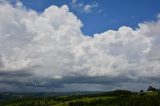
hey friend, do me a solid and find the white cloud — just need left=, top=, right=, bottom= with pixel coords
left=71, top=0, right=98, bottom=13
left=158, top=13, right=160, bottom=19
left=0, top=2, right=160, bottom=91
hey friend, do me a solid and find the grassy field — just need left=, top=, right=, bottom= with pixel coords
left=54, top=96, right=115, bottom=106
left=1, top=90, right=160, bottom=106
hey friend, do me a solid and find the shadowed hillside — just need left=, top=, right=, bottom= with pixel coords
left=1, top=86, right=160, bottom=106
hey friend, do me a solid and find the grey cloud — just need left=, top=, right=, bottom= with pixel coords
left=0, top=70, right=32, bottom=77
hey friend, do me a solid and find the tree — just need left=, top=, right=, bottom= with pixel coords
left=147, top=86, right=158, bottom=91
left=139, top=90, right=145, bottom=96
left=140, top=90, right=144, bottom=93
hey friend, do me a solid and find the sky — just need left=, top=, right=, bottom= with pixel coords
left=9, top=0, right=160, bottom=36
left=0, top=0, right=160, bottom=92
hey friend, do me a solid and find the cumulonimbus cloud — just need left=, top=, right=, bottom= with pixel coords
left=0, top=1, right=160, bottom=91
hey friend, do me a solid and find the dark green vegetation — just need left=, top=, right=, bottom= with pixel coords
left=1, top=86, right=160, bottom=106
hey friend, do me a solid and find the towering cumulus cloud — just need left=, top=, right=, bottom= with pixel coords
left=0, top=2, right=160, bottom=91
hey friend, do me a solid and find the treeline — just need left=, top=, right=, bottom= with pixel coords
left=147, top=86, right=160, bottom=92
left=1, top=86, right=160, bottom=106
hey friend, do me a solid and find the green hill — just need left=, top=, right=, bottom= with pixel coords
left=1, top=90, right=160, bottom=106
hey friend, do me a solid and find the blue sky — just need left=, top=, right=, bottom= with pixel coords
left=13, top=0, right=160, bottom=36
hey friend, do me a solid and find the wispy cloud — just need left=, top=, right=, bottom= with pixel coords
left=71, top=0, right=98, bottom=13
